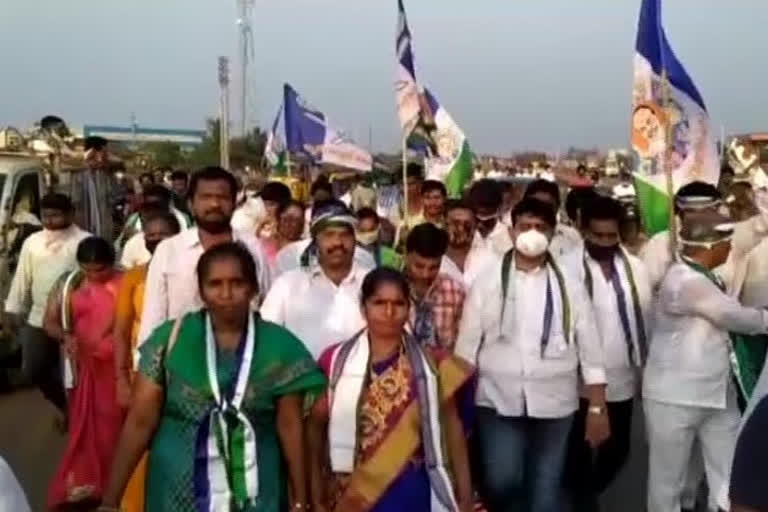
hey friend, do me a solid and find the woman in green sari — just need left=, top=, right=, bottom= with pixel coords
left=99, top=242, right=326, bottom=512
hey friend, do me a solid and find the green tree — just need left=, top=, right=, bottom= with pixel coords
left=186, top=120, right=267, bottom=171
left=187, top=118, right=222, bottom=168
left=141, top=141, right=183, bottom=169
left=231, top=126, right=267, bottom=170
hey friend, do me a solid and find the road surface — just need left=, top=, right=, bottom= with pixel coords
left=1, top=389, right=700, bottom=512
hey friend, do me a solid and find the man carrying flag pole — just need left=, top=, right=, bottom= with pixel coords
left=633, top=1, right=768, bottom=511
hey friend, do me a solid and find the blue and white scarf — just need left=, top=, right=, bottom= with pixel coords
left=327, top=330, right=458, bottom=512
left=193, top=313, right=259, bottom=512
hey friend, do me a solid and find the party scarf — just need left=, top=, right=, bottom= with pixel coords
left=681, top=258, right=768, bottom=408
left=60, top=269, right=85, bottom=389
left=582, top=248, right=648, bottom=365
left=500, top=250, right=570, bottom=356
left=193, top=312, right=259, bottom=512
left=327, top=330, right=458, bottom=512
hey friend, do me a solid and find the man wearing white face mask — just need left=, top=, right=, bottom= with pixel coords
left=456, top=198, right=608, bottom=512
left=354, top=207, right=403, bottom=269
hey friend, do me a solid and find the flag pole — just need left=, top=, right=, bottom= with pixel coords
left=397, top=131, right=409, bottom=248
left=661, top=69, right=677, bottom=260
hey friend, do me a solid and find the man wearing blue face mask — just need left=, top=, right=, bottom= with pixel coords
left=456, top=198, right=608, bottom=512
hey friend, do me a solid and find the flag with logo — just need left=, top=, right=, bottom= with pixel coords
left=420, top=89, right=473, bottom=197
left=264, top=104, right=287, bottom=175
left=394, top=0, right=473, bottom=197
left=631, top=0, right=719, bottom=235
left=283, top=83, right=372, bottom=172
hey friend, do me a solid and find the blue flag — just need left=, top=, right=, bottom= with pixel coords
left=283, top=83, right=372, bottom=172
left=631, top=0, right=718, bottom=234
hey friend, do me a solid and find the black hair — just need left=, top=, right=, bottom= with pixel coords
left=196, top=242, right=258, bottom=292
left=139, top=172, right=155, bottom=183
left=40, top=193, right=73, bottom=213
left=311, top=198, right=351, bottom=219
left=281, top=199, right=306, bottom=215
left=143, top=210, right=182, bottom=234
left=421, top=180, right=447, bottom=197
left=310, top=177, right=333, bottom=197
left=188, top=166, right=239, bottom=201
left=356, top=207, right=379, bottom=224
left=565, top=187, right=598, bottom=223
left=76, top=236, right=115, bottom=265
left=142, top=184, right=172, bottom=205
left=581, top=195, right=625, bottom=228
left=170, top=170, right=189, bottom=182
left=676, top=181, right=721, bottom=200
left=360, top=267, right=410, bottom=306
left=468, top=179, right=503, bottom=211
left=524, top=179, right=561, bottom=209
left=512, top=197, right=557, bottom=228
left=445, top=198, right=475, bottom=216
left=84, top=136, right=107, bottom=151
left=404, top=162, right=424, bottom=181
left=674, top=181, right=722, bottom=215
left=260, top=182, right=292, bottom=209
left=405, top=223, right=449, bottom=258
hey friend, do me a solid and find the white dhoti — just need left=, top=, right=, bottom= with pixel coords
left=644, top=388, right=741, bottom=512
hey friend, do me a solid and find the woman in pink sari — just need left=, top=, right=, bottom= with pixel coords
left=43, top=236, right=125, bottom=511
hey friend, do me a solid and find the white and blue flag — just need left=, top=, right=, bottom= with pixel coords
left=283, top=83, right=372, bottom=172
left=631, top=0, right=719, bottom=234
left=264, top=104, right=286, bottom=172
left=395, top=0, right=420, bottom=131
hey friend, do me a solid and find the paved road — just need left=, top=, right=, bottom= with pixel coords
left=0, top=389, right=695, bottom=512
left=0, top=389, right=65, bottom=512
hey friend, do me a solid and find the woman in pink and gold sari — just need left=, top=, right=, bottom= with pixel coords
left=308, top=267, right=475, bottom=512
left=43, top=236, right=125, bottom=511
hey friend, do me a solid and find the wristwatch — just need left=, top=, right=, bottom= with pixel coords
left=587, top=404, right=606, bottom=416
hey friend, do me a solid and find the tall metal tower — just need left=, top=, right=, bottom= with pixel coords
left=218, top=56, right=231, bottom=170
left=236, top=0, right=255, bottom=137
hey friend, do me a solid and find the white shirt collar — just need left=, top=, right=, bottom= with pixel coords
left=309, top=261, right=362, bottom=286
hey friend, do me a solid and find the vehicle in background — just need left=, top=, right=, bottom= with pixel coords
left=0, top=153, right=50, bottom=388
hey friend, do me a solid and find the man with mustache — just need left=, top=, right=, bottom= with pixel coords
left=136, top=166, right=271, bottom=345
left=261, top=200, right=368, bottom=359
left=440, top=198, right=500, bottom=292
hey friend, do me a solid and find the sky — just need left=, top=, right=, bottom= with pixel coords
left=1, top=1, right=766, bottom=155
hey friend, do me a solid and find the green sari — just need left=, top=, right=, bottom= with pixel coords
left=138, top=310, right=326, bottom=512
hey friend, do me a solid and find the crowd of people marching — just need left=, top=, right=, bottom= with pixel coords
left=3, top=142, right=768, bottom=512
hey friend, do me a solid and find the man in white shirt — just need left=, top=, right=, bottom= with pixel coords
left=643, top=211, right=768, bottom=512
left=640, top=180, right=768, bottom=510
left=524, top=178, right=583, bottom=258
left=231, top=181, right=292, bottom=237
left=642, top=181, right=768, bottom=293
left=562, top=196, right=652, bottom=511
left=261, top=200, right=368, bottom=359
left=138, top=166, right=271, bottom=344
left=4, top=193, right=89, bottom=413
left=115, top=184, right=191, bottom=255
left=467, top=179, right=514, bottom=256
left=0, top=457, right=30, bottom=512
left=456, top=198, right=609, bottom=512
left=440, top=198, right=499, bottom=292
left=273, top=234, right=375, bottom=277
